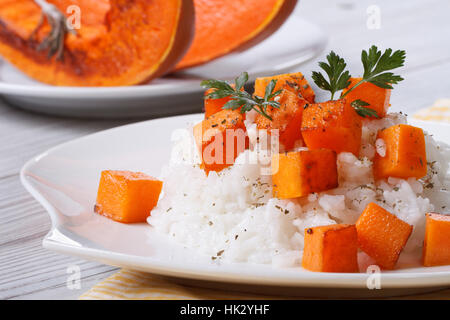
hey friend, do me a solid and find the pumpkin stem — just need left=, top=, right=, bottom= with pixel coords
left=31, top=0, right=76, bottom=61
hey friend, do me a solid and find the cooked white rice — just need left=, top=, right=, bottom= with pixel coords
left=148, top=112, right=450, bottom=267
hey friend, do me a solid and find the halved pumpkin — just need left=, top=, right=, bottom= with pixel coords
left=0, top=0, right=195, bottom=86
left=175, top=0, right=298, bottom=70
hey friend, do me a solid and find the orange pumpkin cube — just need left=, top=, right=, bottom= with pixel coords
left=423, top=213, right=450, bottom=267
left=272, top=149, right=338, bottom=199
left=342, top=77, right=391, bottom=118
left=95, top=170, right=163, bottom=223
left=193, top=109, right=249, bottom=174
left=204, top=88, right=233, bottom=119
left=204, top=84, right=244, bottom=119
left=373, top=124, right=427, bottom=180
left=301, top=99, right=362, bottom=156
left=356, top=203, right=413, bottom=269
left=255, top=85, right=308, bottom=150
left=254, top=72, right=315, bottom=103
left=302, top=224, right=359, bottom=273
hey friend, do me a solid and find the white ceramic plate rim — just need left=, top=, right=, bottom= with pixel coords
left=0, top=16, right=327, bottom=99
left=0, top=79, right=203, bottom=98
left=20, top=116, right=450, bottom=289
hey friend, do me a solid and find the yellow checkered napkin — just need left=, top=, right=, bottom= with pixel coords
left=413, top=99, right=450, bottom=122
left=80, top=100, right=450, bottom=300
left=79, top=269, right=280, bottom=300
left=79, top=269, right=450, bottom=300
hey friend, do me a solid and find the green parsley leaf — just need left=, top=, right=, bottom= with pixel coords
left=342, top=45, right=405, bottom=98
left=351, top=99, right=379, bottom=118
left=311, top=51, right=351, bottom=100
left=222, top=99, right=242, bottom=110
left=234, top=72, right=248, bottom=91
left=264, top=79, right=277, bottom=100
left=201, top=79, right=234, bottom=92
left=200, top=72, right=281, bottom=120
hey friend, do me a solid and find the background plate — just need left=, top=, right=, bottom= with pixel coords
left=20, top=114, right=450, bottom=297
left=0, top=16, right=327, bottom=119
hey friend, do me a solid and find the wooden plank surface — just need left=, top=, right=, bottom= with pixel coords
left=1, top=0, right=449, bottom=299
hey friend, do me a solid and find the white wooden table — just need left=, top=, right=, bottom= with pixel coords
left=1, top=0, right=449, bottom=299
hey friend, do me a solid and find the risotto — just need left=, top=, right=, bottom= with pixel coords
left=147, top=112, right=450, bottom=267
left=95, top=47, right=450, bottom=271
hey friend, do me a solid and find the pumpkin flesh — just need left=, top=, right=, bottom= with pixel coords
left=0, top=0, right=195, bottom=86
left=176, top=0, right=297, bottom=69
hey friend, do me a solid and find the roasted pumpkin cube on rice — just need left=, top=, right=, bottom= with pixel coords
left=194, top=109, right=249, bottom=174
left=302, top=224, right=359, bottom=273
left=373, top=124, right=427, bottom=180
left=253, top=72, right=315, bottom=103
left=204, top=84, right=245, bottom=119
left=342, top=77, right=392, bottom=118
left=95, top=170, right=163, bottom=223
left=422, top=213, right=450, bottom=267
left=356, top=202, right=413, bottom=269
left=301, top=99, right=362, bottom=156
left=256, top=84, right=309, bottom=150
left=272, top=149, right=338, bottom=199
left=204, top=88, right=234, bottom=119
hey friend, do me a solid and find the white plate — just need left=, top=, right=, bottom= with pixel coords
left=0, top=16, right=327, bottom=119
left=21, top=114, right=450, bottom=298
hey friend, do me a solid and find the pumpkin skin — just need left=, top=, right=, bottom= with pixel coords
left=175, top=0, right=298, bottom=70
left=0, top=0, right=195, bottom=86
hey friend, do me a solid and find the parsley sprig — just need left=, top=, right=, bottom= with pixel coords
left=351, top=99, right=379, bottom=118
left=312, top=45, right=406, bottom=118
left=341, top=46, right=405, bottom=98
left=311, top=51, right=351, bottom=100
left=200, top=72, right=281, bottom=120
